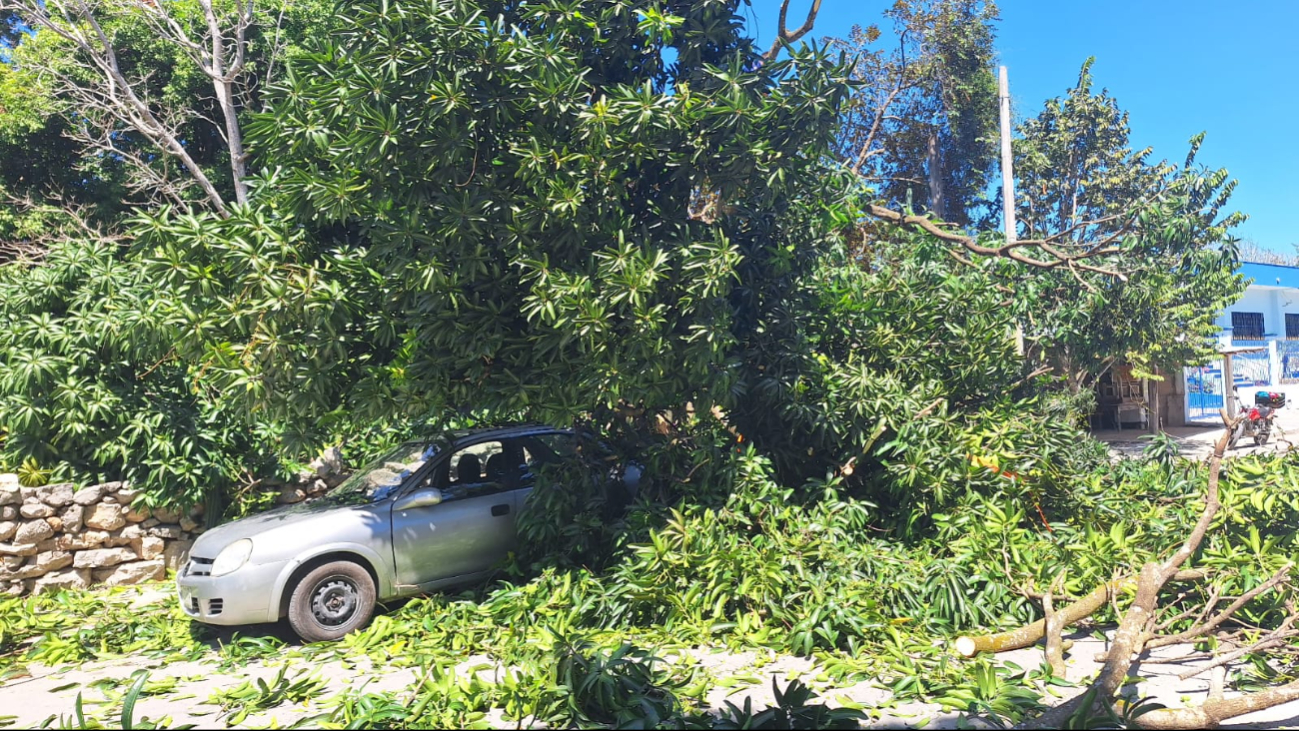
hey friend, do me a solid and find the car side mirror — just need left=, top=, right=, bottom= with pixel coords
left=394, top=488, right=443, bottom=511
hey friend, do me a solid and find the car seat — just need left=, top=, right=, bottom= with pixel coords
left=456, top=453, right=482, bottom=485
left=484, top=452, right=511, bottom=483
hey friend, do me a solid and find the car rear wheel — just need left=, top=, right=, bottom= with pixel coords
left=287, top=561, right=376, bottom=642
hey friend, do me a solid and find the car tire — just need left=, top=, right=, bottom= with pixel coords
left=287, top=561, right=376, bottom=643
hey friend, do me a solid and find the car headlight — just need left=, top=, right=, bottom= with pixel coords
left=211, top=539, right=253, bottom=577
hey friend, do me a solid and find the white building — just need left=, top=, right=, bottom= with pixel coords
left=1217, top=262, right=1299, bottom=345
left=1097, top=263, right=1299, bottom=429
left=1182, top=262, right=1299, bottom=424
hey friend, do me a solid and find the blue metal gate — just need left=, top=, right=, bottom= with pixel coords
left=1230, top=340, right=1273, bottom=387
left=1185, top=362, right=1224, bottom=423
left=1280, top=340, right=1299, bottom=384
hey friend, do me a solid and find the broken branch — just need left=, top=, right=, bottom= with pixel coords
left=1146, top=564, right=1292, bottom=649
left=866, top=203, right=1128, bottom=278
left=1172, top=606, right=1299, bottom=682
left=1019, top=428, right=1233, bottom=728
left=1135, top=679, right=1299, bottom=729
left=953, top=569, right=1207, bottom=658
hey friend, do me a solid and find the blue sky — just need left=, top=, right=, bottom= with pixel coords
left=741, top=0, right=1298, bottom=253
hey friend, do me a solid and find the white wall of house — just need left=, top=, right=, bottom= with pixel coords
left=1215, top=286, right=1299, bottom=342
left=1180, top=264, right=1299, bottom=425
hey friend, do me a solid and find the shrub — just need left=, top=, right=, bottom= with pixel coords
left=0, top=239, right=277, bottom=512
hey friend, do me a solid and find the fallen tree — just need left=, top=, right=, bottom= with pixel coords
left=955, top=421, right=1299, bottom=729
left=953, top=570, right=1208, bottom=658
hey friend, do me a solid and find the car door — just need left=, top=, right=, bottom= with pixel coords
left=389, top=439, right=519, bottom=588
left=513, top=431, right=579, bottom=512
left=514, top=431, right=639, bottom=521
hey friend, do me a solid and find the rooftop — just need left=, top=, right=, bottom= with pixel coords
left=1241, top=261, right=1299, bottom=290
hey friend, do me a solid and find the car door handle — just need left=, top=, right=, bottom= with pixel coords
left=491, top=503, right=510, bottom=517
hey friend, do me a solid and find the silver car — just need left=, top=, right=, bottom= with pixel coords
left=177, top=425, right=638, bottom=642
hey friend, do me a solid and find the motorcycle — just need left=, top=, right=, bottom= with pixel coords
left=1229, top=389, right=1285, bottom=449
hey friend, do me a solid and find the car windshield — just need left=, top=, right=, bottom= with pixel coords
left=324, top=440, right=441, bottom=504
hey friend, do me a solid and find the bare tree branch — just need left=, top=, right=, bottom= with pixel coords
left=764, top=0, right=823, bottom=62
left=0, top=189, right=126, bottom=262
left=1170, top=608, right=1299, bottom=682
left=0, top=0, right=273, bottom=215
left=848, top=31, right=922, bottom=176
left=21, top=0, right=231, bottom=214
left=866, top=203, right=1128, bottom=279
left=1145, top=564, right=1293, bottom=650
left=132, top=0, right=254, bottom=204
left=256, top=3, right=290, bottom=110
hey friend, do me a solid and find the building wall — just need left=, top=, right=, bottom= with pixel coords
left=1215, top=286, right=1299, bottom=342
left=1160, top=370, right=1186, bottom=427
left=1162, top=263, right=1299, bottom=426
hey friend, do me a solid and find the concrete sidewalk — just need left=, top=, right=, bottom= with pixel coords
left=1094, top=424, right=1291, bottom=461
left=1095, top=415, right=1299, bottom=461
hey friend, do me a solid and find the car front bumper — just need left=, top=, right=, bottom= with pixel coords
left=176, top=559, right=288, bottom=626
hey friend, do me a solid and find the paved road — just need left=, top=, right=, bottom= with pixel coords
left=1097, top=384, right=1299, bottom=461
left=4, top=587, right=1299, bottom=729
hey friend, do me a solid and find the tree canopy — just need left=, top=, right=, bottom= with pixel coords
left=135, top=0, right=854, bottom=439
left=830, top=0, right=1000, bottom=225
left=1009, top=59, right=1244, bottom=391
left=0, top=0, right=1247, bottom=525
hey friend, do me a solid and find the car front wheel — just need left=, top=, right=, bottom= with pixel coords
left=287, top=560, right=376, bottom=642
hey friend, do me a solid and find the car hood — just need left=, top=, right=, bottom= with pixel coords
left=192, top=498, right=357, bottom=557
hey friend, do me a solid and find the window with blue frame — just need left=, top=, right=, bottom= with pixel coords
left=1287, top=314, right=1299, bottom=340
left=1232, top=311, right=1265, bottom=340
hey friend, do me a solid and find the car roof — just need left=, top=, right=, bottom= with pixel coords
left=444, top=423, right=570, bottom=444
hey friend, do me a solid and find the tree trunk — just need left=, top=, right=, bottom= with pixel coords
left=953, top=570, right=1205, bottom=657
left=203, top=483, right=224, bottom=529
left=214, top=80, right=248, bottom=206
left=200, top=0, right=249, bottom=206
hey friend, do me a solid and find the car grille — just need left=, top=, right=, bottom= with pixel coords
left=208, top=598, right=224, bottom=616
left=187, top=556, right=214, bottom=577
left=189, top=597, right=200, bottom=614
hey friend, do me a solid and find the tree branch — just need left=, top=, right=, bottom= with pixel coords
left=1019, top=426, right=1235, bottom=728
left=1146, top=564, right=1292, bottom=650
left=764, top=0, right=822, bottom=61
left=953, top=569, right=1207, bottom=657
left=1136, top=679, right=1299, bottom=729
left=1171, top=609, right=1299, bottom=682
left=866, top=203, right=1129, bottom=279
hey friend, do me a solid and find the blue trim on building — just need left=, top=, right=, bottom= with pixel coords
left=1240, top=262, right=1299, bottom=290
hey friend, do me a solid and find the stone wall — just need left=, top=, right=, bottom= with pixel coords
left=0, top=447, right=351, bottom=597
left=262, top=446, right=350, bottom=506
left=0, top=475, right=202, bottom=597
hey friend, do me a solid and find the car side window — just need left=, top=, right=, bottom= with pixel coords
left=517, top=433, right=579, bottom=483
left=431, top=440, right=530, bottom=501
left=521, top=433, right=576, bottom=465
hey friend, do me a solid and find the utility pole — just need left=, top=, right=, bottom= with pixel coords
left=999, top=65, right=1024, bottom=356
left=998, top=65, right=1016, bottom=243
